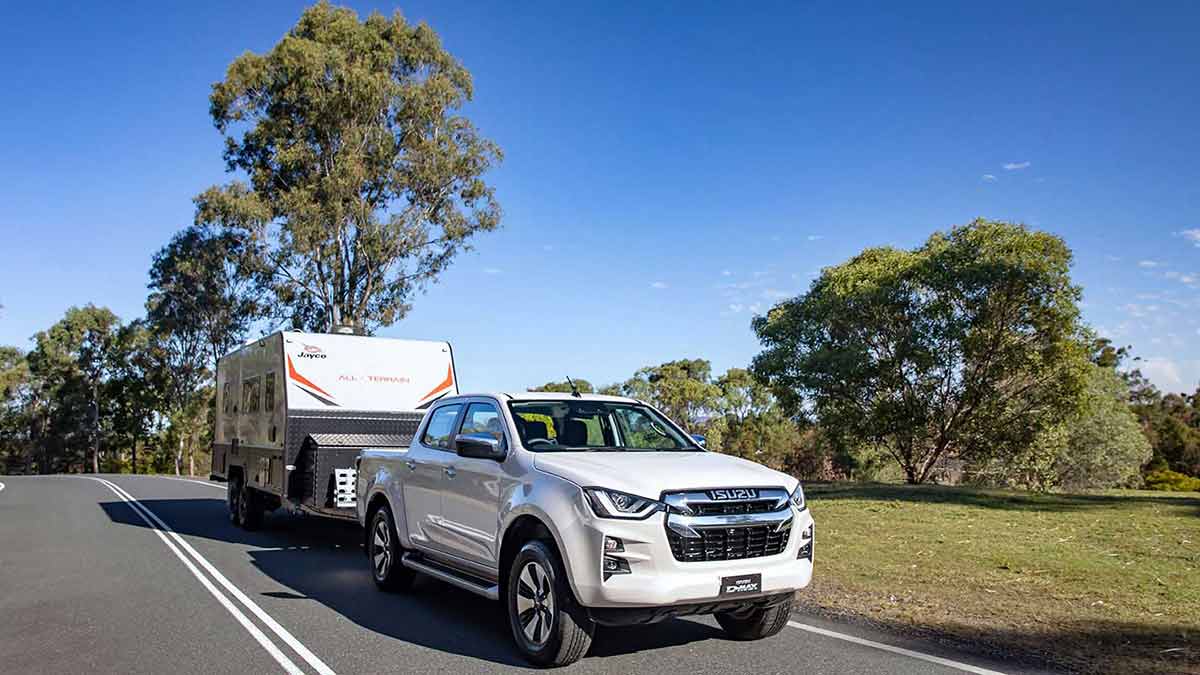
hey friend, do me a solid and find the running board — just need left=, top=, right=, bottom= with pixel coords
left=401, top=553, right=499, bottom=601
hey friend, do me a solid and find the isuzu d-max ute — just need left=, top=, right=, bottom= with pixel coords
left=356, top=392, right=814, bottom=667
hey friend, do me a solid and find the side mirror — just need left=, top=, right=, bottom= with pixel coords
left=691, top=434, right=707, bottom=448
left=454, top=433, right=507, bottom=461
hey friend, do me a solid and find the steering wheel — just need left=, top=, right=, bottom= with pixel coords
left=526, top=437, right=557, bottom=447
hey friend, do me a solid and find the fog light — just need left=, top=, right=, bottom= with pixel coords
left=798, top=524, right=814, bottom=561
left=604, top=536, right=624, bottom=553
left=602, top=555, right=631, bottom=579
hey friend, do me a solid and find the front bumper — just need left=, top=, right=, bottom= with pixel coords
left=561, top=502, right=814, bottom=610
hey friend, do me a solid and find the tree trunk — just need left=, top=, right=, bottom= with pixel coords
left=92, top=438, right=100, bottom=474
left=175, top=436, right=183, bottom=476
left=132, top=435, right=139, bottom=475
left=188, top=432, right=195, bottom=477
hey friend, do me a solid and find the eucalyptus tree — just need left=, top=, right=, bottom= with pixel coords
left=198, top=2, right=502, bottom=332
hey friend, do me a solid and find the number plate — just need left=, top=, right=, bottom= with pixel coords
left=719, top=573, right=762, bottom=596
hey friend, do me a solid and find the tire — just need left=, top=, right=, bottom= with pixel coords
left=228, top=474, right=243, bottom=527
left=506, top=540, right=594, bottom=667
left=368, top=507, right=414, bottom=592
left=239, top=482, right=263, bottom=531
left=715, top=596, right=794, bottom=641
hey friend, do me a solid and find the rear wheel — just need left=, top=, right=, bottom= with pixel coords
left=238, top=482, right=263, bottom=530
left=228, top=474, right=243, bottom=526
left=506, top=540, right=594, bottom=667
left=368, top=507, right=414, bottom=592
left=715, top=597, right=793, bottom=640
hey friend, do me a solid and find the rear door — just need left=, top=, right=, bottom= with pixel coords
left=402, top=403, right=460, bottom=552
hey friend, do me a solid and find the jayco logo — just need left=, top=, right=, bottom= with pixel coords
left=297, top=343, right=327, bottom=359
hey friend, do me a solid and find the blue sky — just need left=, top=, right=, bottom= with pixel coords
left=1, top=1, right=1198, bottom=393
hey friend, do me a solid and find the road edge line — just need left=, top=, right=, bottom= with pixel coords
left=102, top=478, right=335, bottom=675
left=87, top=477, right=305, bottom=675
left=156, top=476, right=228, bottom=490
left=787, top=620, right=1009, bottom=675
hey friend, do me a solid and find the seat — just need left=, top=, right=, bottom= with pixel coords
left=521, top=418, right=550, bottom=442
left=561, top=419, right=589, bottom=447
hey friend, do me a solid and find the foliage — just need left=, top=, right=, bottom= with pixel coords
left=969, top=364, right=1152, bottom=490
left=1143, top=468, right=1200, bottom=492
left=201, top=1, right=502, bottom=332
left=752, top=219, right=1091, bottom=484
left=528, top=379, right=595, bottom=394
left=147, top=224, right=264, bottom=369
left=617, top=359, right=720, bottom=432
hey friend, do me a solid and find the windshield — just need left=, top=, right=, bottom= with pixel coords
left=508, top=400, right=701, bottom=452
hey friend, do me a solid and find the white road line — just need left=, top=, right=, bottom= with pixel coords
left=0, top=481, right=6, bottom=492
left=88, top=477, right=304, bottom=675
left=98, top=478, right=336, bottom=675
left=787, top=620, right=1008, bottom=675
left=157, top=476, right=228, bottom=491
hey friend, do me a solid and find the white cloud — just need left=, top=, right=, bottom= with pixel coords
left=1003, top=161, right=1031, bottom=171
left=542, top=244, right=555, bottom=252
left=1138, top=260, right=1163, bottom=268
left=650, top=281, right=668, bottom=289
left=981, top=174, right=998, bottom=182
left=762, top=289, right=792, bottom=300
left=748, top=303, right=763, bottom=314
left=1121, top=303, right=1160, bottom=318
left=1180, top=228, right=1200, bottom=246
left=1140, top=358, right=1183, bottom=390
left=1104, top=254, right=1121, bottom=262
left=721, top=269, right=732, bottom=277
left=727, top=303, right=744, bottom=313
left=807, top=235, right=824, bottom=241
left=483, top=267, right=502, bottom=275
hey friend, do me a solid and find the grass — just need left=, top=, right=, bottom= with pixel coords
left=798, top=483, right=1200, bottom=674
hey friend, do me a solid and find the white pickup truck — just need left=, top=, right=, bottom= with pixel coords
left=357, top=392, right=814, bottom=667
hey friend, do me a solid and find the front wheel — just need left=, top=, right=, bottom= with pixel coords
left=715, top=597, right=793, bottom=640
left=506, top=540, right=594, bottom=667
left=228, top=474, right=243, bottom=526
left=238, top=482, right=263, bottom=530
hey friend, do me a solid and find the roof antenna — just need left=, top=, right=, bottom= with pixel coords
left=565, top=375, right=582, bottom=398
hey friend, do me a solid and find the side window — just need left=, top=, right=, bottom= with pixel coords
left=223, top=382, right=232, bottom=414
left=421, top=404, right=463, bottom=450
left=461, top=402, right=503, bottom=441
left=264, top=372, right=276, bottom=412
left=243, top=377, right=261, bottom=414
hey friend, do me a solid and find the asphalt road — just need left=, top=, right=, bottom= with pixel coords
left=0, top=475, right=1043, bottom=674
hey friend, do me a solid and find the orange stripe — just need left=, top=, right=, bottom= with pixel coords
left=287, top=354, right=334, bottom=398
left=419, top=363, right=454, bottom=402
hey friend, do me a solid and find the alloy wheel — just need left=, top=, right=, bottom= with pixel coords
left=515, top=561, right=555, bottom=646
left=372, top=516, right=392, bottom=580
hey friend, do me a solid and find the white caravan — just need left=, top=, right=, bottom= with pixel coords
left=211, top=331, right=458, bottom=527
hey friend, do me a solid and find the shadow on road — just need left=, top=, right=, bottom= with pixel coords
left=98, top=496, right=723, bottom=668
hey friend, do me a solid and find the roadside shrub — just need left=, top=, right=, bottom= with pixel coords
left=1144, top=468, right=1200, bottom=492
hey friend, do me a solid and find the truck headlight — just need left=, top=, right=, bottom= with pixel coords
left=790, top=483, right=806, bottom=511
left=583, top=488, right=662, bottom=520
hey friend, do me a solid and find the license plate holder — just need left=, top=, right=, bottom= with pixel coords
left=719, top=573, right=762, bottom=597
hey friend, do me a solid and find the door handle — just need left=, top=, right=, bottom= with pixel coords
left=444, top=467, right=457, bottom=478
left=405, top=460, right=417, bottom=471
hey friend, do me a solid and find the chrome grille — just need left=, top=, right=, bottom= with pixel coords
left=667, top=524, right=790, bottom=562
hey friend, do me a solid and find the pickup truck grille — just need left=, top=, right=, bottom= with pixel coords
left=667, top=524, right=790, bottom=562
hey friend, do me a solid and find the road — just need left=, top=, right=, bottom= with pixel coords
left=0, top=475, right=1040, bottom=674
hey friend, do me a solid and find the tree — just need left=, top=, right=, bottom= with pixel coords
left=706, top=368, right=803, bottom=471
left=0, top=347, right=30, bottom=473
left=25, top=306, right=122, bottom=473
left=147, top=225, right=264, bottom=369
left=1053, top=364, right=1153, bottom=489
left=752, top=219, right=1090, bottom=484
left=619, top=359, right=720, bottom=432
left=200, top=2, right=502, bottom=332
left=529, top=379, right=595, bottom=394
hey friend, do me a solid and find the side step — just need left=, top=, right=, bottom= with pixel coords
left=401, top=553, right=499, bottom=601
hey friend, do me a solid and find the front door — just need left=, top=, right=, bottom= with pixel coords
left=439, top=400, right=507, bottom=566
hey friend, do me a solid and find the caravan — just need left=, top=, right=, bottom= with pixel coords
left=211, top=331, right=457, bottom=528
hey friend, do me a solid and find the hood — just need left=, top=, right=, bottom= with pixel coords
left=533, top=451, right=798, bottom=499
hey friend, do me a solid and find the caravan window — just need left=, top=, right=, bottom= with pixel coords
left=223, top=382, right=232, bottom=414
left=264, top=372, right=276, bottom=411
left=242, top=377, right=261, bottom=414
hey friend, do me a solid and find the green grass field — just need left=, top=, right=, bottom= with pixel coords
left=799, top=483, right=1199, bottom=674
